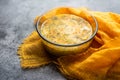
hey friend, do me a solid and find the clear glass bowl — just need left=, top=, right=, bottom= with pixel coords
left=35, top=13, right=98, bottom=57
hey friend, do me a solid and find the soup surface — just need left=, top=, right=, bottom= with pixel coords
left=40, top=14, right=93, bottom=45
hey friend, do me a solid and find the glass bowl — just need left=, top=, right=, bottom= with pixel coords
left=35, top=13, right=98, bottom=57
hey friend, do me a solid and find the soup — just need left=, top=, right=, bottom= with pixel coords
left=40, top=14, right=93, bottom=45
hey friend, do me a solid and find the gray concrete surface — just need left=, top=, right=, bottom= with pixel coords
left=0, top=0, right=120, bottom=80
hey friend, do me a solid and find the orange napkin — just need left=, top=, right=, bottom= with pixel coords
left=17, top=7, right=120, bottom=80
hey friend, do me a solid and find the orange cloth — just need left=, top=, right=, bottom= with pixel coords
left=17, top=7, right=120, bottom=80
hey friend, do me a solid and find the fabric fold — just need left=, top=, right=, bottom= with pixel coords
left=17, top=31, right=52, bottom=68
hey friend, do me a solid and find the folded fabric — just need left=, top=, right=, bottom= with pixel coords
left=17, top=7, right=120, bottom=80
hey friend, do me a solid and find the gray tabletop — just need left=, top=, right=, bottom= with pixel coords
left=0, top=0, right=120, bottom=80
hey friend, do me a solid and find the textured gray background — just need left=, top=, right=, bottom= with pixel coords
left=0, top=0, right=120, bottom=80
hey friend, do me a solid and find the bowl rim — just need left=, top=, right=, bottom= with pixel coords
left=35, top=14, right=98, bottom=47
